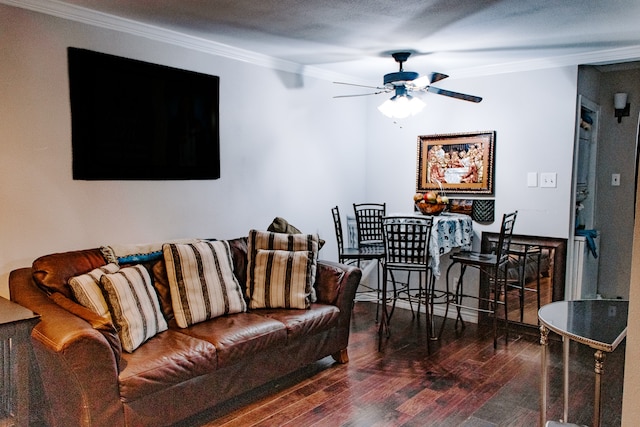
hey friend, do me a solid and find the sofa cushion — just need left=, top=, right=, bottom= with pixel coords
left=253, top=304, right=340, bottom=341
left=267, top=216, right=326, bottom=249
left=247, top=230, right=319, bottom=306
left=179, top=312, right=287, bottom=368
left=32, top=248, right=106, bottom=298
left=249, top=249, right=313, bottom=309
left=68, top=263, right=119, bottom=320
left=101, top=265, right=168, bottom=352
left=118, top=330, right=217, bottom=403
left=151, top=259, right=175, bottom=322
left=227, top=237, right=249, bottom=293
left=114, top=238, right=247, bottom=327
left=163, top=241, right=247, bottom=328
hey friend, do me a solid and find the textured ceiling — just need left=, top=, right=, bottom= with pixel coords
left=7, top=0, right=640, bottom=82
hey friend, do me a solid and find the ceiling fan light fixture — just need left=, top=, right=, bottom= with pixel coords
left=334, top=51, right=481, bottom=115
left=378, top=93, right=425, bottom=119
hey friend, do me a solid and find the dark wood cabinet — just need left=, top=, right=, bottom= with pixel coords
left=0, top=297, right=39, bottom=427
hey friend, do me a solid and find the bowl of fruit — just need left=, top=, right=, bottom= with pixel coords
left=414, top=191, right=449, bottom=216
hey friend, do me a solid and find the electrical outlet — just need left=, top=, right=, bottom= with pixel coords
left=540, top=172, right=557, bottom=188
left=612, top=173, right=620, bottom=186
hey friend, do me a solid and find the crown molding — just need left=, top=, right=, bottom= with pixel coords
left=4, top=0, right=640, bottom=82
left=452, top=45, right=640, bottom=79
left=0, top=0, right=358, bottom=83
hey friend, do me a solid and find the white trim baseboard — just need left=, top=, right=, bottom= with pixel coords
left=355, top=290, right=479, bottom=324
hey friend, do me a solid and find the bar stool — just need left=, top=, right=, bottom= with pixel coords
left=379, top=215, right=433, bottom=348
left=352, top=203, right=387, bottom=320
left=443, top=211, right=518, bottom=348
left=331, top=206, right=385, bottom=318
left=507, top=243, right=542, bottom=323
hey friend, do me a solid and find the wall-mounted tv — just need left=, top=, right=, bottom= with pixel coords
left=68, top=47, right=220, bottom=180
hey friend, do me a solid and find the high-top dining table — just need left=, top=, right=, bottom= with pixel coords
left=347, top=211, right=473, bottom=277
left=349, top=211, right=473, bottom=341
left=380, top=212, right=473, bottom=341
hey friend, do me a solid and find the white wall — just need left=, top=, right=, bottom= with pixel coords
left=0, top=4, right=368, bottom=296
left=365, top=67, right=578, bottom=239
left=364, top=67, right=578, bottom=303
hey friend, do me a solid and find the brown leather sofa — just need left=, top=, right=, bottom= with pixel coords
left=9, top=237, right=361, bottom=427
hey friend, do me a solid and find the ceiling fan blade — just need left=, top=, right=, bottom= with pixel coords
left=429, top=72, right=449, bottom=84
left=333, top=81, right=384, bottom=90
left=404, top=72, right=450, bottom=90
left=426, top=86, right=482, bottom=103
left=333, top=90, right=387, bottom=98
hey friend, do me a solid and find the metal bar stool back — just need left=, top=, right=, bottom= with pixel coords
left=379, top=216, right=433, bottom=346
left=331, top=206, right=350, bottom=264
left=353, top=203, right=386, bottom=247
left=444, top=211, right=518, bottom=348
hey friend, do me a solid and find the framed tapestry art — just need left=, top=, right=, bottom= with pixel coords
left=416, top=131, right=495, bottom=195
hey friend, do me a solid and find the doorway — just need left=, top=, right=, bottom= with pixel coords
left=574, top=64, right=640, bottom=301
left=567, top=95, right=600, bottom=299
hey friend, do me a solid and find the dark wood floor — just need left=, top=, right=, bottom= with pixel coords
left=180, top=301, right=625, bottom=427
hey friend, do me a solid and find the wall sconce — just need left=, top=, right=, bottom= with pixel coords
left=614, top=92, right=630, bottom=123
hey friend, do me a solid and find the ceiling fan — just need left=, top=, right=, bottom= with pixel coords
left=334, top=52, right=482, bottom=118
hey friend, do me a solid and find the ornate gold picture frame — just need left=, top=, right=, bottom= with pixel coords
left=416, top=131, right=495, bottom=195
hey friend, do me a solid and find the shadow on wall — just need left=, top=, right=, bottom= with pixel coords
left=275, top=69, right=305, bottom=89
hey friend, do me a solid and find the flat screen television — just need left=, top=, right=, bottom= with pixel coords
left=68, top=47, right=220, bottom=180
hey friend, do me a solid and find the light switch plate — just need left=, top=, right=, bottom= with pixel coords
left=527, top=172, right=537, bottom=187
left=540, top=172, right=557, bottom=188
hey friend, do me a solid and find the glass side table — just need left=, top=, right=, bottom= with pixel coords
left=0, top=297, right=40, bottom=427
left=538, top=299, right=628, bottom=427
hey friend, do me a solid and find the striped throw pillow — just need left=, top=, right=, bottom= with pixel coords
left=247, top=230, right=319, bottom=308
left=68, top=263, right=120, bottom=321
left=100, top=265, right=168, bottom=352
left=249, top=249, right=313, bottom=309
left=163, top=240, right=247, bottom=328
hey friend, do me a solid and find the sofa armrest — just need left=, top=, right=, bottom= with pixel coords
left=315, top=260, right=361, bottom=323
left=9, top=268, right=125, bottom=427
